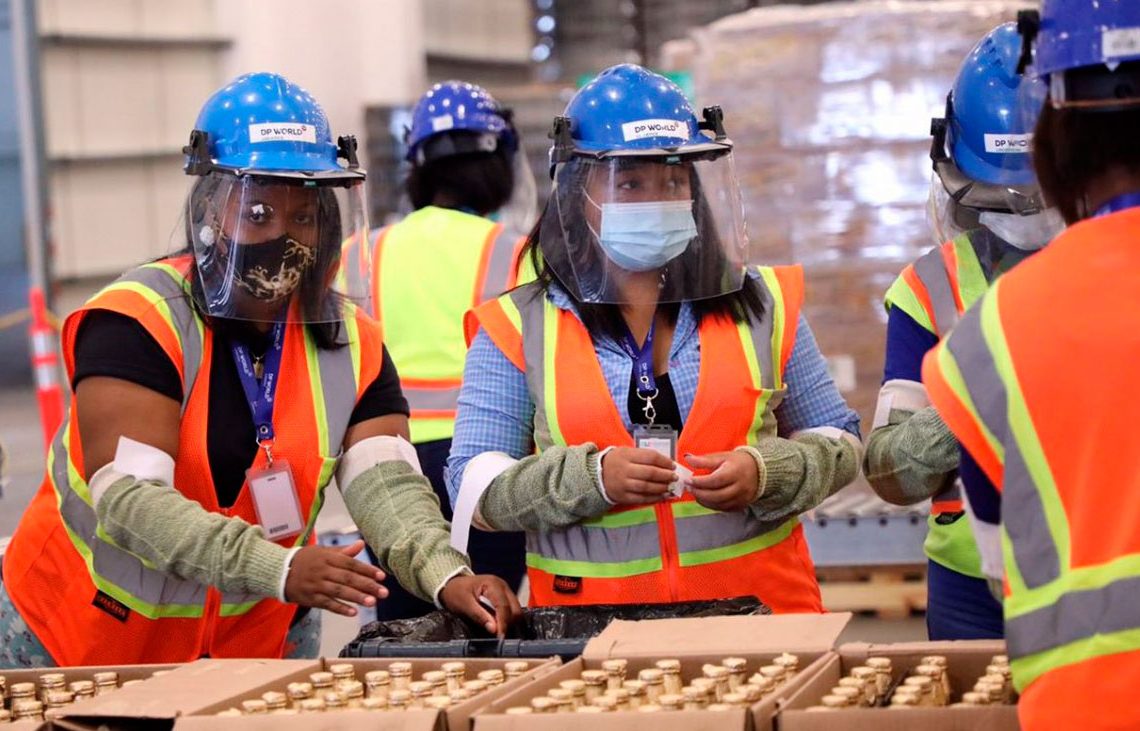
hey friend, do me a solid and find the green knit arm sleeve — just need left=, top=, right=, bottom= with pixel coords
left=342, top=462, right=471, bottom=604
left=744, top=431, right=860, bottom=523
left=864, top=406, right=959, bottom=505
left=96, top=477, right=289, bottom=598
left=477, top=444, right=610, bottom=532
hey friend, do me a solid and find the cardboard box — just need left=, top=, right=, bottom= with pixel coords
left=0, top=663, right=180, bottom=730
left=473, top=613, right=851, bottom=731
left=176, top=657, right=561, bottom=731
left=779, top=640, right=1018, bottom=730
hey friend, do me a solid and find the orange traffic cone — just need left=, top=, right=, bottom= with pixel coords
left=28, top=286, right=64, bottom=448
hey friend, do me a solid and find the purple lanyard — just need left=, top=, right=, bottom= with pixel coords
left=618, top=321, right=658, bottom=398
left=1095, top=192, right=1140, bottom=218
left=232, top=321, right=285, bottom=462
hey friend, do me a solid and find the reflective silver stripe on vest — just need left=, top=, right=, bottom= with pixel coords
left=479, top=228, right=518, bottom=304
left=508, top=278, right=789, bottom=571
left=673, top=509, right=790, bottom=555
left=402, top=384, right=462, bottom=413
left=1005, top=573, right=1140, bottom=660
left=746, top=275, right=778, bottom=391
left=317, top=327, right=361, bottom=452
left=526, top=520, right=662, bottom=566
left=944, top=303, right=1061, bottom=588
left=913, top=245, right=960, bottom=336
left=129, top=265, right=204, bottom=411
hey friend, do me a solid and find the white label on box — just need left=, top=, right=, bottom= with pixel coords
left=1104, top=27, right=1140, bottom=60
left=621, top=118, right=688, bottom=142
left=983, top=133, right=1032, bottom=154
left=248, top=122, right=317, bottom=144
left=826, top=354, right=857, bottom=394
left=431, top=114, right=455, bottom=132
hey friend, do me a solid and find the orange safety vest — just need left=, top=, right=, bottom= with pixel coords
left=339, top=209, right=525, bottom=443
left=923, top=208, right=1140, bottom=730
left=465, top=267, right=823, bottom=612
left=3, top=257, right=383, bottom=665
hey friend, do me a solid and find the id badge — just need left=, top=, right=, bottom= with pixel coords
left=247, top=460, right=304, bottom=541
left=633, top=425, right=686, bottom=498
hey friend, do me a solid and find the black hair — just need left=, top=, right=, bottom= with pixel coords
left=1034, top=63, right=1140, bottom=224
left=523, top=157, right=766, bottom=344
left=177, top=175, right=348, bottom=350
left=405, top=137, right=515, bottom=214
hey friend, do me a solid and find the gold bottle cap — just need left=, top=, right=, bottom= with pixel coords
left=309, top=672, right=335, bottom=688
left=261, top=691, right=287, bottom=708
left=920, top=656, right=948, bottom=668
left=639, top=668, right=665, bottom=684
left=423, top=670, right=447, bottom=684
left=623, top=679, right=647, bottom=694
left=830, top=687, right=861, bottom=703
left=637, top=704, right=663, bottom=713
left=388, top=662, right=413, bottom=677
left=442, top=661, right=467, bottom=676
left=530, top=697, right=556, bottom=712
left=241, top=699, right=269, bottom=714
left=560, top=679, right=587, bottom=695
left=329, top=663, right=355, bottom=677
left=39, top=673, right=66, bottom=687
left=477, top=669, right=505, bottom=685
left=424, top=696, right=452, bottom=710
left=850, top=666, right=876, bottom=681
left=70, top=680, right=96, bottom=693
left=463, top=679, right=489, bottom=693
left=892, top=686, right=921, bottom=700
left=581, top=670, right=607, bottom=685
left=682, top=685, right=706, bottom=700
left=722, top=657, right=748, bottom=672
left=974, top=682, right=1003, bottom=701
left=904, top=676, right=933, bottom=689
left=775, top=653, right=799, bottom=669
left=961, top=692, right=989, bottom=706
left=360, top=697, right=388, bottom=711
left=287, top=681, right=314, bottom=699
left=387, top=690, right=411, bottom=706
left=866, top=657, right=892, bottom=670
left=914, top=664, right=942, bottom=679
left=298, top=698, right=326, bottom=713
left=365, top=670, right=391, bottom=685
left=601, top=659, right=628, bottom=674
left=504, top=661, right=529, bottom=674
left=215, top=708, right=243, bottom=717
left=721, top=692, right=747, bottom=707
left=890, top=695, right=919, bottom=707
left=991, top=655, right=1009, bottom=666
left=603, top=687, right=630, bottom=701
left=656, top=659, right=682, bottom=672
left=749, top=674, right=775, bottom=691
left=408, top=681, right=433, bottom=697
left=691, top=677, right=717, bottom=694
left=741, top=683, right=764, bottom=702
left=592, top=695, right=618, bottom=709
left=504, top=707, right=533, bottom=715
left=92, top=672, right=119, bottom=685
left=322, top=691, right=347, bottom=708
left=9, top=682, right=35, bottom=697
left=44, top=690, right=74, bottom=707
left=659, top=693, right=684, bottom=707
left=821, top=694, right=850, bottom=708
left=986, top=664, right=1011, bottom=678
left=577, top=705, right=606, bottom=713
left=339, top=681, right=365, bottom=699
left=980, top=673, right=1006, bottom=686
left=548, top=688, right=573, bottom=702
left=449, top=689, right=473, bottom=702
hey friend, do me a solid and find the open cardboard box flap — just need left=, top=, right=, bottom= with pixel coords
left=581, top=612, right=852, bottom=661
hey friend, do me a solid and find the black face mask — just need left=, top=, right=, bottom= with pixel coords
left=224, top=234, right=317, bottom=303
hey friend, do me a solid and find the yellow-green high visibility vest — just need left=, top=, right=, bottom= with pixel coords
left=361, top=206, right=525, bottom=444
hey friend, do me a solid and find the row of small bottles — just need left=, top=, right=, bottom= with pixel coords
left=503, top=653, right=800, bottom=714
left=0, top=669, right=168, bottom=723
left=807, top=654, right=1013, bottom=711
left=215, top=661, right=530, bottom=715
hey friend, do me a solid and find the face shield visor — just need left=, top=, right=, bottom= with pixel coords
left=184, top=172, right=371, bottom=323
left=927, top=174, right=1064, bottom=251
left=539, top=151, right=751, bottom=304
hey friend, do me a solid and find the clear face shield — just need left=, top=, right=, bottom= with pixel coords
left=183, top=172, right=371, bottom=323
left=539, top=152, right=752, bottom=304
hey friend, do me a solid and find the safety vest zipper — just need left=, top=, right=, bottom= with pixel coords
left=655, top=502, right=681, bottom=602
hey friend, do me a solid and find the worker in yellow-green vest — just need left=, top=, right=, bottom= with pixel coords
left=863, top=24, right=1064, bottom=639
left=340, top=81, right=535, bottom=620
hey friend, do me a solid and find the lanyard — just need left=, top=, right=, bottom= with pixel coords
left=1095, top=192, right=1140, bottom=218
left=618, top=321, right=660, bottom=424
left=232, top=321, right=285, bottom=465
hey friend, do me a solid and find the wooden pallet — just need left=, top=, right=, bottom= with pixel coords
left=816, top=564, right=928, bottom=620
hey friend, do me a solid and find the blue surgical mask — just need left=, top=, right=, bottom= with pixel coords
left=587, top=194, right=697, bottom=272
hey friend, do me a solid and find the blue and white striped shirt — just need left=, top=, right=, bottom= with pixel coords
left=444, top=284, right=861, bottom=506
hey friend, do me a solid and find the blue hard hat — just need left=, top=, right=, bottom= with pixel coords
left=551, top=64, right=729, bottom=162
left=184, top=72, right=359, bottom=178
left=405, top=81, right=516, bottom=164
left=944, top=23, right=1039, bottom=187
left=1031, top=0, right=1140, bottom=78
